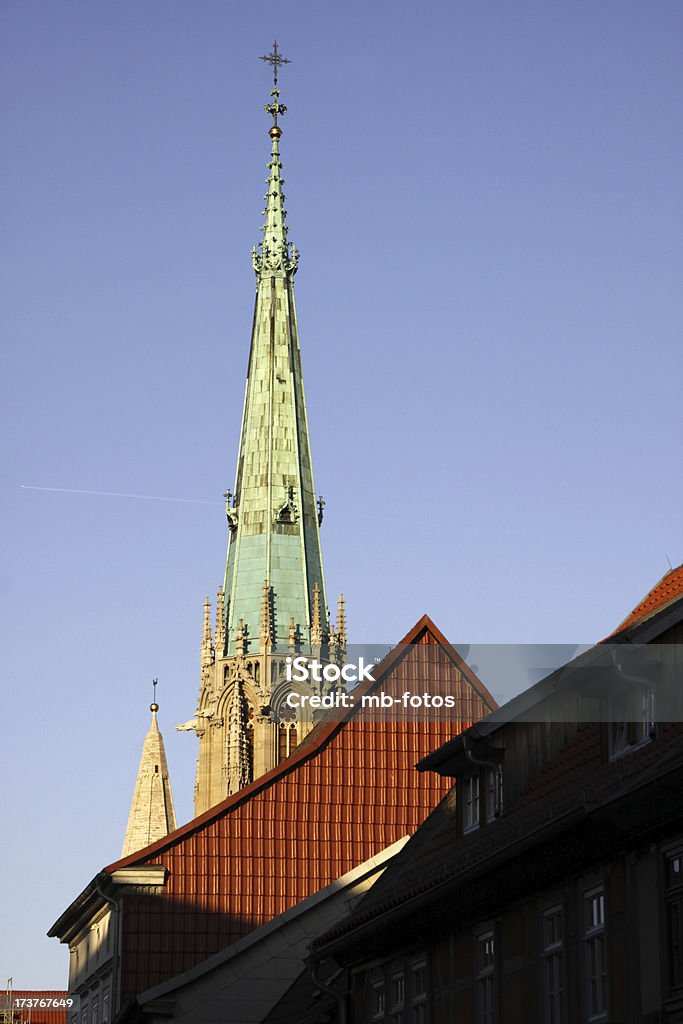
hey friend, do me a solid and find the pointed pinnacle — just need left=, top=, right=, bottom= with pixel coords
left=311, top=583, right=323, bottom=647
left=201, top=596, right=214, bottom=667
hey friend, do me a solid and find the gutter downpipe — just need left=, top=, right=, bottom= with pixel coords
left=609, top=647, right=657, bottom=737
left=463, top=734, right=504, bottom=817
left=309, top=963, right=347, bottom=1024
left=94, top=875, right=121, bottom=1018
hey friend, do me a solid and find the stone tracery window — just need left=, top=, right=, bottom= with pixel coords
left=278, top=711, right=298, bottom=761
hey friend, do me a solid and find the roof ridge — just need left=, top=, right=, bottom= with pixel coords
left=103, top=613, right=495, bottom=873
left=606, top=563, right=683, bottom=638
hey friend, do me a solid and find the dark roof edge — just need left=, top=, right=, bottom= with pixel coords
left=47, top=874, right=107, bottom=941
left=313, top=742, right=683, bottom=961
left=418, top=595, right=683, bottom=775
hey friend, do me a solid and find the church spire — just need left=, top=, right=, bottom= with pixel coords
left=189, top=46, right=342, bottom=814
left=221, top=43, right=329, bottom=656
left=121, top=682, right=177, bottom=858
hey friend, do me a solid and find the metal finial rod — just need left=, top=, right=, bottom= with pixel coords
left=151, top=677, right=159, bottom=712
left=259, top=40, right=291, bottom=88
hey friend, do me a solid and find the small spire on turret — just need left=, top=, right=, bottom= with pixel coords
left=121, top=681, right=177, bottom=858
left=225, top=679, right=251, bottom=794
left=260, top=579, right=273, bottom=653
left=311, top=583, right=323, bottom=647
left=336, top=594, right=347, bottom=657
left=235, top=618, right=246, bottom=656
left=288, top=615, right=298, bottom=653
left=201, top=596, right=214, bottom=668
left=215, top=587, right=226, bottom=655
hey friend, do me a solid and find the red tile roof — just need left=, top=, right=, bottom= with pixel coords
left=0, top=993, right=68, bottom=1024
left=93, top=615, right=497, bottom=1000
left=609, top=564, right=683, bottom=637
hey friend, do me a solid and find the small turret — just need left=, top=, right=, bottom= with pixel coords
left=121, top=681, right=177, bottom=858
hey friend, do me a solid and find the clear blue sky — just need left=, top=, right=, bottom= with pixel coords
left=2, top=0, right=681, bottom=988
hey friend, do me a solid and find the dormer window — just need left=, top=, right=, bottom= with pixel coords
left=463, top=774, right=480, bottom=833
left=608, top=688, right=655, bottom=759
left=485, top=768, right=503, bottom=822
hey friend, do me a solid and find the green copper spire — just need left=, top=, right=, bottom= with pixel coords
left=188, top=45, right=345, bottom=812
left=222, top=44, right=328, bottom=655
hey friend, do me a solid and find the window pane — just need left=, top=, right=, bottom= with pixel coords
left=544, top=908, right=562, bottom=948
left=586, top=891, right=604, bottom=931
left=478, top=976, right=495, bottom=1024
left=544, top=954, right=564, bottom=1024
left=587, top=935, right=606, bottom=1015
left=465, top=775, right=480, bottom=830
left=669, top=897, right=683, bottom=989
left=479, top=934, right=495, bottom=970
left=411, top=964, right=426, bottom=998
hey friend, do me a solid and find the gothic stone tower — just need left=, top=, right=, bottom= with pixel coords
left=186, top=45, right=346, bottom=816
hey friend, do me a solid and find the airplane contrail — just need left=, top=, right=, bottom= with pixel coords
left=19, top=484, right=222, bottom=506
left=19, top=484, right=448, bottom=525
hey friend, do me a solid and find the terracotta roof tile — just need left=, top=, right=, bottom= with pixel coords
left=0, top=993, right=68, bottom=1024
left=609, top=564, right=683, bottom=637
left=91, top=615, right=497, bottom=1000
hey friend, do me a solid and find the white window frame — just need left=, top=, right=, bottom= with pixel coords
left=541, top=902, right=565, bottom=1024
left=663, top=842, right=683, bottom=994
left=370, top=978, right=386, bottom=1022
left=408, top=960, right=427, bottom=1024
left=365, top=957, right=428, bottom=1024
left=475, top=926, right=496, bottom=1024
left=608, top=688, right=655, bottom=759
left=485, top=767, right=503, bottom=821
left=389, top=970, right=405, bottom=1024
left=463, top=774, right=481, bottom=833
left=582, top=886, right=608, bottom=1021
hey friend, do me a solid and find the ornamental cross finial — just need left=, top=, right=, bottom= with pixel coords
left=259, top=40, right=291, bottom=88
left=260, top=42, right=290, bottom=129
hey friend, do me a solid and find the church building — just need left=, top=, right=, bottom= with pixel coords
left=48, top=45, right=498, bottom=1024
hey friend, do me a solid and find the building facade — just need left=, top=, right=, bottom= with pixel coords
left=312, top=566, right=683, bottom=1024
